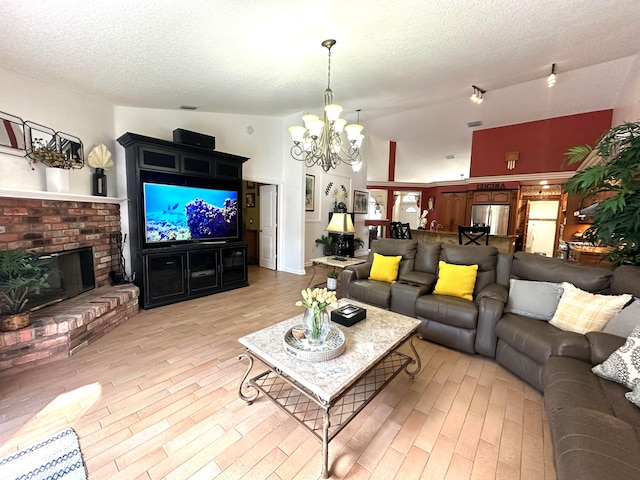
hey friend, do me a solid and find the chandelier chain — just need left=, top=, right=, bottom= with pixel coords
left=327, top=45, right=332, bottom=91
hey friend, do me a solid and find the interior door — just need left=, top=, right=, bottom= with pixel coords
left=259, top=184, right=277, bottom=270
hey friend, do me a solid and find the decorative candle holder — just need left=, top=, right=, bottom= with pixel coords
left=93, top=168, right=107, bottom=196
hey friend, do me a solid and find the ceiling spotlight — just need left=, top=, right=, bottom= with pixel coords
left=470, top=85, right=486, bottom=104
left=547, top=64, right=557, bottom=88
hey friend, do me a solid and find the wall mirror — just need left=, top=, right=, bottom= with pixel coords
left=26, top=121, right=56, bottom=152
left=25, top=121, right=84, bottom=169
left=0, top=110, right=26, bottom=156
left=0, top=112, right=84, bottom=169
left=58, top=131, right=84, bottom=169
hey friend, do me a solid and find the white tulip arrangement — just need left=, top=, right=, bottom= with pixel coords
left=295, top=287, right=337, bottom=310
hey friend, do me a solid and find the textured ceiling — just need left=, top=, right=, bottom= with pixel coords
left=1, top=0, right=639, bottom=181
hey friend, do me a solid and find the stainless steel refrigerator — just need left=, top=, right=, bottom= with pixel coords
left=470, top=205, right=510, bottom=236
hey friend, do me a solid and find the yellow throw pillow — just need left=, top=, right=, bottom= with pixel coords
left=549, top=282, right=631, bottom=334
left=369, top=253, right=402, bottom=283
left=433, top=261, right=478, bottom=301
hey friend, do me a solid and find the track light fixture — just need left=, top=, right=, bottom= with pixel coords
left=547, top=63, right=557, bottom=87
left=470, top=85, right=486, bottom=104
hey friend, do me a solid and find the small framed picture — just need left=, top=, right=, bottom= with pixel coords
left=246, top=192, right=256, bottom=208
left=305, top=174, right=315, bottom=211
left=353, top=190, right=368, bottom=214
left=247, top=181, right=256, bottom=189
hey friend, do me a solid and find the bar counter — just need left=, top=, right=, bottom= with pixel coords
left=411, top=229, right=516, bottom=254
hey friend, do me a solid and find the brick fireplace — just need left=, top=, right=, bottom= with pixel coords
left=0, top=196, right=121, bottom=284
left=0, top=195, right=139, bottom=375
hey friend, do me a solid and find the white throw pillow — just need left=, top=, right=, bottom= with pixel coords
left=593, top=324, right=640, bottom=390
left=626, top=383, right=640, bottom=408
left=505, top=279, right=563, bottom=321
left=549, top=282, right=632, bottom=334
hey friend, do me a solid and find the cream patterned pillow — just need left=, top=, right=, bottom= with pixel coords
left=593, top=324, right=640, bottom=390
left=549, top=282, right=631, bottom=334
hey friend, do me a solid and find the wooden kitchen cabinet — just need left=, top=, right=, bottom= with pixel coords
left=471, top=190, right=513, bottom=204
left=441, top=193, right=468, bottom=231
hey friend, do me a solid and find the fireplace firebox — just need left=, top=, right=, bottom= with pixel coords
left=28, top=247, right=95, bottom=311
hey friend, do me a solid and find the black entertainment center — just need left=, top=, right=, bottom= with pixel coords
left=117, top=132, right=250, bottom=309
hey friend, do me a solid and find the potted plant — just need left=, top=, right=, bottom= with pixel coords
left=563, top=122, right=640, bottom=266
left=327, top=270, right=339, bottom=290
left=353, top=237, right=365, bottom=251
left=315, top=235, right=336, bottom=256
left=0, top=249, right=50, bottom=331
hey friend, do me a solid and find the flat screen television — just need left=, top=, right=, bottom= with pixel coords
left=143, top=182, right=239, bottom=245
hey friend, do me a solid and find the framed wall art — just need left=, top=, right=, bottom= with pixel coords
left=305, top=174, right=315, bottom=211
left=353, top=190, right=369, bottom=214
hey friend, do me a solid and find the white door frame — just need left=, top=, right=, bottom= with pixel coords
left=245, top=178, right=283, bottom=271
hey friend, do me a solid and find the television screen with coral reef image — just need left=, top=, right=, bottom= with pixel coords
left=143, top=182, right=238, bottom=244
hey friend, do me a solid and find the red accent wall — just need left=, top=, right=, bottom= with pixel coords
left=469, top=110, right=613, bottom=177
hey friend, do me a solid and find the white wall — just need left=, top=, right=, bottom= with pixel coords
left=0, top=68, right=115, bottom=195
left=613, top=54, right=640, bottom=125
left=303, top=159, right=368, bottom=263
left=0, top=73, right=309, bottom=276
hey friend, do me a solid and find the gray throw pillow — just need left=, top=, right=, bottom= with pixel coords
left=593, top=323, right=640, bottom=390
left=603, top=298, right=640, bottom=338
left=505, top=279, right=563, bottom=321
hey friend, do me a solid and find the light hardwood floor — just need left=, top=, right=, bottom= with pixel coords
left=0, top=265, right=556, bottom=479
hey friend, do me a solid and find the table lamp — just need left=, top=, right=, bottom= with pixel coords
left=326, top=213, right=356, bottom=260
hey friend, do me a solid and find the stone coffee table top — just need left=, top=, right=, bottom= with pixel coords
left=238, top=300, right=420, bottom=402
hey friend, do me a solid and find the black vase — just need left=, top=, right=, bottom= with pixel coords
left=93, top=168, right=107, bottom=196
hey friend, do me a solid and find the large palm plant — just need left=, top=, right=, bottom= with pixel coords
left=563, top=122, right=640, bottom=266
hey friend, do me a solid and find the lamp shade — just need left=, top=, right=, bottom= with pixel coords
left=307, top=119, right=325, bottom=138
left=324, top=104, right=343, bottom=121
left=288, top=125, right=306, bottom=143
left=326, top=213, right=355, bottom=234
left=334, top=118, right=346, bottom=133
left=302, top=114, right=319, bottom=127
left=345, top=123, right=364, bottom=142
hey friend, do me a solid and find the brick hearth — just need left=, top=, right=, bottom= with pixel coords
left=0, top=284, right=139, bottom=376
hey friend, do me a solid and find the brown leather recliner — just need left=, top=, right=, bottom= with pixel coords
left=414, top=244, right=506, bottom=355
left=494, top=251, right=616, bottom=390
left=341, top=238, right=417, bottom=309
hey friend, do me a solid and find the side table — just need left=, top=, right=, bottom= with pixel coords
left=307, top=256, right=366, bottom=290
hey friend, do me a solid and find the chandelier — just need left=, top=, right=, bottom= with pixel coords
left=288, top=39, right=364, bottom=173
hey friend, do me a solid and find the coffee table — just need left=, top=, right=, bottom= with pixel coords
left=237, top=300, right=421, bottom=478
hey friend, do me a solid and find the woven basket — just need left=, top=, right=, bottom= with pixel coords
left=1, top=312, right=30, bottom=331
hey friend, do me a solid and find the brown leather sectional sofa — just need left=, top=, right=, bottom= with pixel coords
left=342, top=239, right=506, bottom=356
left=342, top=239, right=640, bottom=480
